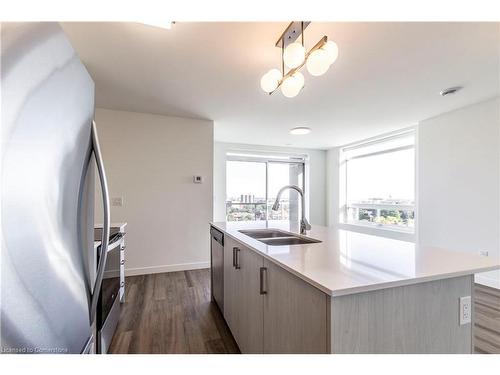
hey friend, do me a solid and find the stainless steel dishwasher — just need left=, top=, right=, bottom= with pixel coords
left=210, top=227, right=224, bottom=311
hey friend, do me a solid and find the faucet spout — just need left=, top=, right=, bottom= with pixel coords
left=271, top=185, right=311, bottom=235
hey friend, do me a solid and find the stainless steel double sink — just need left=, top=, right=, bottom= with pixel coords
left=238, top=229, right=321, bottom=246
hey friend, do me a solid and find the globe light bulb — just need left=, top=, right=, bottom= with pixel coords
left=267, top=68, right=282, bottom=83
left=260, top=68, right=282, bottom=93
left=283, top=42, right=306, bottom=69
left=280, top=72, right=304, bottom=98
left=322, top=40, right=339, bottom=65
left=306, top=48, right=331, bottom=77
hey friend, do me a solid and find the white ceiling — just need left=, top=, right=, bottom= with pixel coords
left=61, top=22, right=500, bottom=149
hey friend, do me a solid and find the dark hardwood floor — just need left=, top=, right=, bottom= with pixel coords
left=108, top=269, right=239, bottom=354
left=474, top=283, right=500, bottom=354
left=109, top=270, right=500, bottom=354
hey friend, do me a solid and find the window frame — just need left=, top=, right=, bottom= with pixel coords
left=225, top=151, right=308, bottom=222
left=338, top=127, right=417, bottom=240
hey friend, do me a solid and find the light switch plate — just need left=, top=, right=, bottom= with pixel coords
left=111, top=197, right=123, bottom=207
left=459, top=296, right=472, bottom=325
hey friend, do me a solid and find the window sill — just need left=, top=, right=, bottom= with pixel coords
left=337, top=222, right=415, bottom=242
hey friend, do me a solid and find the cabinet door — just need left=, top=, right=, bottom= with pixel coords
left=263, top=259, right=328, bottom=353
left=223, top=236, right=240, bottom=342
left=237, top=246, right=264, bottom=354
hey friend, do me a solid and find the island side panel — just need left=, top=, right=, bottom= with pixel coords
left=330, top=275, right=473, bottom=353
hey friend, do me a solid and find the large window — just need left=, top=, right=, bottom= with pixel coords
left=340, top=129, right=415, bottom=232
left=226, top=153, right=305, bottom=222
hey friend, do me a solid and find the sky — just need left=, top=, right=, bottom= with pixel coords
left=226, top=161, right=303, bottom=200
left=346, top=148, right=415, bottom=202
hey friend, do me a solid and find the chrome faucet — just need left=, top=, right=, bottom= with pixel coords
left=271, top=185, right=311, bottom=235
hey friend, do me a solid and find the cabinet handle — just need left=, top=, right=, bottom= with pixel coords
left=260, top=267, right=267, bottom=295
left=234, top=248, right=241, bottom=270
left=232, top=247, right=237, bottom=268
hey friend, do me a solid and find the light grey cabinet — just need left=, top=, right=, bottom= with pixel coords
left=236, top=245, right=264, bottom=353
left=223, top=236, right=264, bottom=353
left=222, top=235, right=328, bottom=354
left=263, top=259, right=329, bottom=353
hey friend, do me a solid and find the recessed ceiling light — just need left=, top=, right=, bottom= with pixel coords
left=290, top=127, right=311, bottom=135
left=440, top=86, right=462, bottom=96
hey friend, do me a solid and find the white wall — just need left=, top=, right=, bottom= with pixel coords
left=418, top=98, right=500, bottom=288
left=213, top=142, right=327, bottom=226
left=94, top=108, right=213, bottom=275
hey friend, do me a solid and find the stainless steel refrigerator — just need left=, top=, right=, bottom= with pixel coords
left=1, top=22, right=111, bottom=354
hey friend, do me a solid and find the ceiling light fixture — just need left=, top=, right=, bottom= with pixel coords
left=439, top=86, right=462, bottom=96
left=290, top=127, right=311, bottom=135
left=260, top=22, right=338, bottom=98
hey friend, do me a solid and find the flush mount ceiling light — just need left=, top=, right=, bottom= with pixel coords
left=290, top=127, right=311, bottom=135
left=440, top=86, right=463, bottom=96
left=260, top=21, right=339, bottom=98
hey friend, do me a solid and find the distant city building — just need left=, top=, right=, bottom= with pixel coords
left=237, top=194, right=255, bottom=203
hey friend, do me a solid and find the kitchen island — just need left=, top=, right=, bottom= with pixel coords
left=210, top=220, right=500, bottom=354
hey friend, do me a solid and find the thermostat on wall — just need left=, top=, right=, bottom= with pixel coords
left=193, top=175, right=203, bottom=183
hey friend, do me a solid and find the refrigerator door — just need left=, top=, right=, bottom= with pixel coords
left=1, top=23, right=95, bottom=353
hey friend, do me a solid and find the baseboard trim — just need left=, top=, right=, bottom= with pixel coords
left=124, top=262, right=210, bottom=276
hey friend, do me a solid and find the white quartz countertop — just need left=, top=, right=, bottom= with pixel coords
left=94, top=222, right=127, bottom=248
left=210, top=220, right=500, bottom=297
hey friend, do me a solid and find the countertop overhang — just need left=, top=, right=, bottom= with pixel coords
left=211, top=220, right=500, bottom=297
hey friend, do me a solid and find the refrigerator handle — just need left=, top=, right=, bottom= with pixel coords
left=89, top=120, right=111, bottom=325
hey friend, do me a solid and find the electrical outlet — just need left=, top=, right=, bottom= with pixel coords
left=111, top=197, right=123, bottom=207
left=459, top=296, right=472, bottom=325
left=479, top=250, right=489, bottom=257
